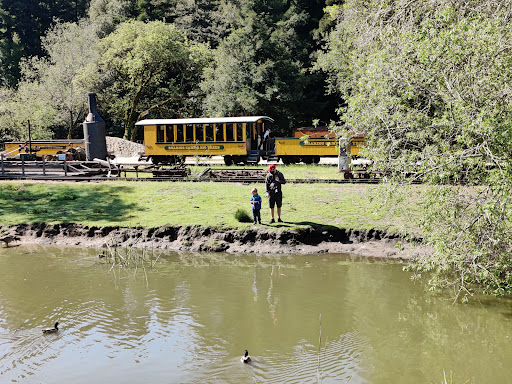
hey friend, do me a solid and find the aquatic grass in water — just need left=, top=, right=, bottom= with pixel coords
left=103, top=237, right=162, bottom=271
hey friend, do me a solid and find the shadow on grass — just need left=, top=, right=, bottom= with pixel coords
left=0, top=184, right=140, bottom=224
left=281, top=221, right=341, bottom=230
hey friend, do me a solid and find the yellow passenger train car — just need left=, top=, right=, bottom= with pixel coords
left=136, top=116, right=365, bottom=165
left=275, top=127, right=365, bottom=164
left=135, top=116, right=272, bottom=165
left=4, top=140, right=85, bottom=159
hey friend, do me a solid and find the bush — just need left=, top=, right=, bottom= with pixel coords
left=234, top=208, right=252, bottom=223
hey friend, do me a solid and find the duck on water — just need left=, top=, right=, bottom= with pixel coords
left=241, top=350, right=251, bottom=363
left=42, top=322, right=59, bottom=334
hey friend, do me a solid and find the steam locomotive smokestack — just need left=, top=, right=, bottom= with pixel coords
left=87, top=93, right=102, bottom=120
left=83, top=92, right=107, bottom=160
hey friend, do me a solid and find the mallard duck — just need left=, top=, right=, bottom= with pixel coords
left=241, top=350, right=251, bottom=363
left=1, top=235, right=20, bottom=247
left=42, top=322, right=59, bottom=333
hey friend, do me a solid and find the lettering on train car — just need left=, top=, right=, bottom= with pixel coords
left=35, top=145, right=69, bottom=150
left=299, top=140, right=337, bottom=146
left=164, top=144, right=225, bottom=151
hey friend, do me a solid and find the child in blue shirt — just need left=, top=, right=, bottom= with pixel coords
left=250, top=188, right=262, bottom=224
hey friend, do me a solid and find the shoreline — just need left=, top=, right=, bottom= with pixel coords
left=2, top=223, right=430, bottom=260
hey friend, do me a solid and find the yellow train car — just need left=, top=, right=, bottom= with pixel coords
left=275, top=137, right=338, bottom=164
left=4, top=140, right=85, bottom=159
left=275, top=128, right=366, bottom=164
left=135, top=116, right=273, bottom=164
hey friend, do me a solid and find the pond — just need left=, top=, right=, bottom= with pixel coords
left=0, top=246, right=511, bottom=383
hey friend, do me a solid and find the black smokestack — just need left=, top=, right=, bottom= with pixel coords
left=83, top=93, right=107, bottom=160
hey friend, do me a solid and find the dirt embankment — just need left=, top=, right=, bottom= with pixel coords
left=3, top=223, right=429, bottom=259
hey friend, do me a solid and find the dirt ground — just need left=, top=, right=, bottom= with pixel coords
left=2, top=223, right=431, bottom=260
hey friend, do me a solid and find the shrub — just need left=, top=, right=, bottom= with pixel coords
left=234, top=208, right=252, bottom=223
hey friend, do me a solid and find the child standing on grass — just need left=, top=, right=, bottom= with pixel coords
left=250, top=188, right=262, bottom=224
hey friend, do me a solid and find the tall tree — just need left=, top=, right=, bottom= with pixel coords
left=0, top=19, right=99, bottom=141
left=92, top=20, right=211, bottom=140
left=88, top=0, right=131, bottom=37
left=201, top=0, right=335, bottom=134
left=0, top=0, right=90, bottom=86
left=318, top=0, right=512, bottom=298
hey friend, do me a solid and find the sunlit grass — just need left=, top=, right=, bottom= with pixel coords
left=0, top=180, right=424, bottom=235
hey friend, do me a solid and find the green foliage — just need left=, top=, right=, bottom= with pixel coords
left=0, top=0, right=90, bottom=86
left=0, top=0, right=338, bottom=140
left=91, top=20, right=212, bottom=140
left=234, top=208, right=253, bottom=223
left=0, top=20, right=100, bottom=141
left=88, top=0, right=131, bottom=37
left=201, top=0, right=337, bottom=134
left=318, top=0, right=512, bottom=298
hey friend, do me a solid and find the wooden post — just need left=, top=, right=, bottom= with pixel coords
left=64, top=157, right=67, bottom=177
left=21, top=157, right=25, bottom=176
left=1, top=153, right=4, bottom=176
left=28, top=120, right=32, bottom=154
left=42, top=155, right=46, bottom=176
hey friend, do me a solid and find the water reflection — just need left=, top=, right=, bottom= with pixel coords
left=0, top=246, right=511, bottom=383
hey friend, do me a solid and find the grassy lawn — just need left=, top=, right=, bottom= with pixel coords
left=0, top=180, right=424, bottom=235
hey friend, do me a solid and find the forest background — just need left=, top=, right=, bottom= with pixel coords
left=0, top=0, right=341, bottom=141
left=2, top=0, right=512, bottom=300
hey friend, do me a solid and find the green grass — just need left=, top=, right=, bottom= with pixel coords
left=0, top=180, right=424, bottom=235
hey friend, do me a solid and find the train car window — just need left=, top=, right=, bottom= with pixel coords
left=176, top=124, right=184, bottom=142
left=205, top=124, right=214, bottom=141
left=195, top=124, right=203, bottom=142
left=226, top=123, right=234, bottom=141
left=216, top=124, right=223, bottom=142
left=186, top=124, right=194, bottom=142
left=165, top=125, right=173, bottom=142
left=157, top=125, right=164, bottom=142
left=236, top=123, right=244, bottom=142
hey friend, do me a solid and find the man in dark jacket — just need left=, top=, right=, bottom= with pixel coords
left=265, top=163, right=286, bottom=223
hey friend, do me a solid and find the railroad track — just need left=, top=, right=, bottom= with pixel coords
left=0, top=174, right=382, bottom=184
left=0, top=162, right=386, bottom=183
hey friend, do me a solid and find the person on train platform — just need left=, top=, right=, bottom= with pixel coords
left=250, top=187, right=262, bottom=225
left=265, top=163, right=286, bottom=224
left=259, top=128, right=271, bottom=150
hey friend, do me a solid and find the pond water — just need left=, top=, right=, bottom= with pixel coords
left=0, top=246, right=511, bottom=383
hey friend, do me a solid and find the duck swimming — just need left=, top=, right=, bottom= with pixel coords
left=42, top=322, right=59, bottom=333
left=241, top=350, right=251, bottom=363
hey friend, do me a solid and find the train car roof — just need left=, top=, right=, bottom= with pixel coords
left=135, top=116, right=274, bottom=126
